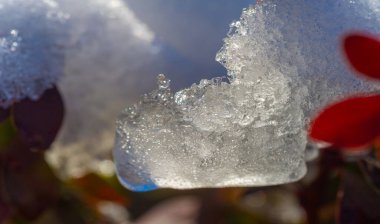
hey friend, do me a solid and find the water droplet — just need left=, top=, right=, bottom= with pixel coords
left=10, top=29, right=18, bottom=37
left=157, top=74, right=170, bottom=89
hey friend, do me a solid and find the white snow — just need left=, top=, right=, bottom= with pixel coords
left=0, top=0, right=68, bottom=107
left=45, top=0, right=162, bottom=178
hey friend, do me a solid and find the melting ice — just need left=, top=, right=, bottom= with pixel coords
left=114, top=0, right=380, bottom=191
left=46, top=0, right=252, bottom=178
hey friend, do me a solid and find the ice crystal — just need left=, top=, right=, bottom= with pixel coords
left=114, top=0, right=380, bottom=191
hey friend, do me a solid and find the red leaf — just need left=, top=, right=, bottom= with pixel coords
left=0, top=108, right=9, bottom=123
left=0, top=194, right=11, bottom=223
left=309, top=95, right=380, bottom=149
left=13, top=87, right=64, bottom=151
left=344, top=34, right=380, bottom=80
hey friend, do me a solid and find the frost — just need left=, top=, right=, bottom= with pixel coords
left=114, top=0, right=380, bottom=191
left=0, top=0, right=68, bottom=108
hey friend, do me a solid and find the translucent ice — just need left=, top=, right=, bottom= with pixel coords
left=46, top=0, right=248, bottom=178
left=114, top=0, right=380, bottom=191
left=0, top=0, right=68, bottom=107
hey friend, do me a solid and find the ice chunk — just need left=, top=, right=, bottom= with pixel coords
left=0, top=0, right=68, bottom=108
left=114, top=0, right=380, bottom=191
left=217, top=0, right=380, bottom=116
left=115, top=74, right=305, bottom=191
left=46, top=0, right=248, bottom=178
